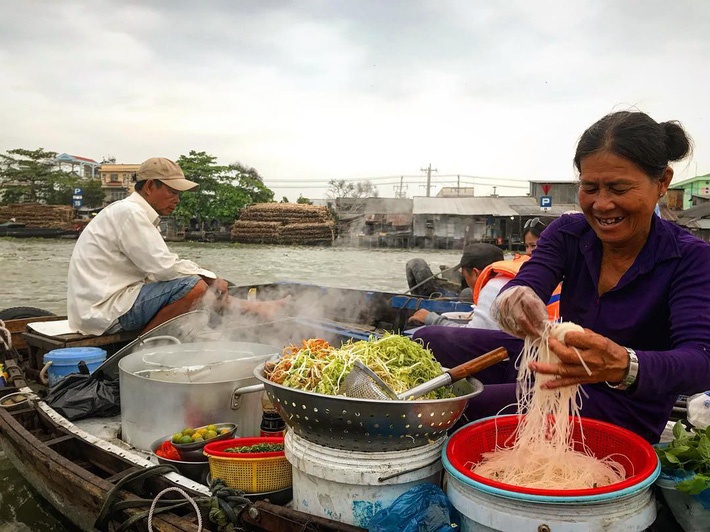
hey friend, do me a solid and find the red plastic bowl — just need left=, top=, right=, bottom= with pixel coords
left=445, top=415, right=659, bottom=497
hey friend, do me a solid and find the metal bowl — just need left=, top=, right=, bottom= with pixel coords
left=0, top=392, right=31, bottom=412
left=253, top=362, right=484, bottom=452
left=150, top=436, right=209, bottom=483
left=171, top=423, right=238, bottom=461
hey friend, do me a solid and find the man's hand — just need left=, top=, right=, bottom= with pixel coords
left=408, top=309, right=430, bottom=326
left=248, top=296, right=292, bottom=320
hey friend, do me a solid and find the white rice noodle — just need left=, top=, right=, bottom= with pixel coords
left=472, top=322, right=627, bottom=490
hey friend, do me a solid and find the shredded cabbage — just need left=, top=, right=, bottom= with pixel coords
left=264, top=333, right=454, bottom=399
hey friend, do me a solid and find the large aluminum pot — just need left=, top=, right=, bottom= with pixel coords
left=119, top=341, right=280, bottom=451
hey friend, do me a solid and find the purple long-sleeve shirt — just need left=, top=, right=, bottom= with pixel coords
left=414, top=213, right=710, bottom=442
left=506, top=213, right=710, bottom=441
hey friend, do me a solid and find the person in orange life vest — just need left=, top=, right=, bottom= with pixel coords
left=408, top=221, right=560, bottom=328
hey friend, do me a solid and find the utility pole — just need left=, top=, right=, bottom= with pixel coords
left=393, top=176, right=408, bottom=198
left=420, top=164, right=438, bottom=197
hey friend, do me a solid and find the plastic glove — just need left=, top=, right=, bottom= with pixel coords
left=491, top=286, right=547, bottom=338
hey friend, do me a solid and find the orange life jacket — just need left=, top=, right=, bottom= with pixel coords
left=473, top=255, right=561, bottom=321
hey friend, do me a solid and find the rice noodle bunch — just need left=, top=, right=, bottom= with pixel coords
left=472, top=321, right=626, bottom=490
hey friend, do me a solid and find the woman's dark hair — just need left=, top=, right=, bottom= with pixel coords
left=574, top=111, right=693, bottom=180
left=523, top=224, right=544, bottom=240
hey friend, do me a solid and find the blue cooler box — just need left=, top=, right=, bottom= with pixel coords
left=43, top=347, right=107, bottom=387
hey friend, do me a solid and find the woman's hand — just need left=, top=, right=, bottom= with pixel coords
left=492, top=286, right=548, bottom=338
left=531, top=329, right=630, bottom=389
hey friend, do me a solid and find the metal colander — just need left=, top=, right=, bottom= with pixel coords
left=252, top=362, right=484, bottom=452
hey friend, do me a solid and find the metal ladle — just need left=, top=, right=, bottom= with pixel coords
left=342, top=346, right=508, bottom=400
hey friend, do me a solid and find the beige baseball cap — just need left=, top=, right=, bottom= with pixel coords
left=136, top=157, right=198, bottom=191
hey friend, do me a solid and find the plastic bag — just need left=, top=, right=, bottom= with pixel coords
left=688, top=391, right=710, bottom=430
left=45, top=365, right=120, bottom=421
left=367, top=483, right=459, bottom=532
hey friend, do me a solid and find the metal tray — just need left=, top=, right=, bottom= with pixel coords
left=253, top=362, right=483, bottom=452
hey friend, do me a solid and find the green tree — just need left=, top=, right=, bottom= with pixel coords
left=0, top=148, right=68, bottom=204
left=52, top=178, right=105, bottom=207
left=281, top=196, right=290, bottom=203
left=296, top=194, right=312, bottom=205
left=173, top=151, right=274, bottom=224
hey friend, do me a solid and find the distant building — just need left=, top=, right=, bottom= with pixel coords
left=99, top=163, right=139, bottom=203
left=669, top=174, right=710, bottom=209
left=54, top=153, right=101, bottom=179
left=675, top=202, right=710, bottom=243
left=436, top=186, right=475, bottom=198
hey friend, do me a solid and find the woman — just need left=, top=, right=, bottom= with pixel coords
left=522, top=217, right=545, bottom=254
left=414, top=110, right=710, bottom=443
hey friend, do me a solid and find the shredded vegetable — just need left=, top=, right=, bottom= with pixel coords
left=264, top=334, right=454, bottom=399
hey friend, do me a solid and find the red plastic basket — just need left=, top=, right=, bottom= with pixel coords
left=446, top=416, right=659, bottom=497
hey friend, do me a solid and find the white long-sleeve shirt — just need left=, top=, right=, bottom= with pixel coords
left=67, top=192, right=215, bottom=335
left=422, top=276, right=509, bottom=329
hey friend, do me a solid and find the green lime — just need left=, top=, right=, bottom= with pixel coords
left=182, top=428, right=195, bottom=436
left=179, top=435, right=193, bottom=444
left=171, top=433, right=183, bottom=443
left=206, top=424, right=218, bottom=433
left=191, top=434, right=204, bottom=442
left=204, top=430, right=218, bottom=440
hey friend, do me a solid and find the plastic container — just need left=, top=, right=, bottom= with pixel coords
left=445, top=415, right=659, bottom=499
left=43, top=347, right=107, bottom=387
left=203, top=437, right=291, bottom=493
left=442, top=416, right=660, bottom=531
left=285, top=430, right=444, bottom=528
left=656, top=476, right=710, bottom=532
left=446, top=470, right=657, bottom=531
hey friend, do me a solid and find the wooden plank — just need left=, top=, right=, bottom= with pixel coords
left=6, top=315, right=65, bottom=351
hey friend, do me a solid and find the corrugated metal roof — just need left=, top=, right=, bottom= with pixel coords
left=363, top=198, right=413, bottom=214
left=509, top=203, right=581, bottom=216
left=413, top=196, right=527, bottom=216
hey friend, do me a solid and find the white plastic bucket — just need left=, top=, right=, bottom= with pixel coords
left=285, top=431, right=444, bottom=528
left=656, top=476, right=710, bottom=532
left=446, top=472, right=657, bottom=532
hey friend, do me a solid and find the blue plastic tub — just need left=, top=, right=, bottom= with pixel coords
left=43, top=347, right=107, bottom=387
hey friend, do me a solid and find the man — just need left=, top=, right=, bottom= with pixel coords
left=407, top=243, right=503, bottom=327
left=68, top=157, right=287, bottom=335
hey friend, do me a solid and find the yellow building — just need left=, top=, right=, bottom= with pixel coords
left=100, top=164, right=139, bottom=203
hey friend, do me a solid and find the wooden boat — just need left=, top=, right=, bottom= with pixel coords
left=0, top=221, right=76, bottom=238
left=0, top=282, right=470, bottom=531
left=0, top=282, right=684, bottom=531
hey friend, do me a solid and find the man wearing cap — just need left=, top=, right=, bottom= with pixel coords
left=407, top=243, right=504, bottom=328
left=67, top=157, right=286, bottom=335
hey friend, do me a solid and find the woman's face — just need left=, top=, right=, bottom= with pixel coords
left=578, top=151, right=672, bottom=249
left=524, top=232, right=539, bottom=255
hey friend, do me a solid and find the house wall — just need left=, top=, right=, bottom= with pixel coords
left=530, top=182, right=579, bottom=206
left=100, top=164, right=139, bottom=204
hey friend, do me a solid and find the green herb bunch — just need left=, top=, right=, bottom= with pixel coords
left=224, top=443, right=284, bottom=454
left=656, top=420, right=710, bottom=495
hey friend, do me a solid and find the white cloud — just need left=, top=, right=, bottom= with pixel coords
left=0, top=0, right=708, bottom=200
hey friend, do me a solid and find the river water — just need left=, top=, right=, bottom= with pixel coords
left=0, top=237, right=462, bottom=531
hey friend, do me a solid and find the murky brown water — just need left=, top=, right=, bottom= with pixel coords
left=0, top=237, right=462, bottom=530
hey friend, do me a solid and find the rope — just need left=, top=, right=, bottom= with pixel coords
left=94, top=464, right=250, bottom=531
left=0, top=319, right=11, bottom=351
left=148, top=487, right=202, bottom=532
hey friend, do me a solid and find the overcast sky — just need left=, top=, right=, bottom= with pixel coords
left=1, top=0, right=708, bottom=200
